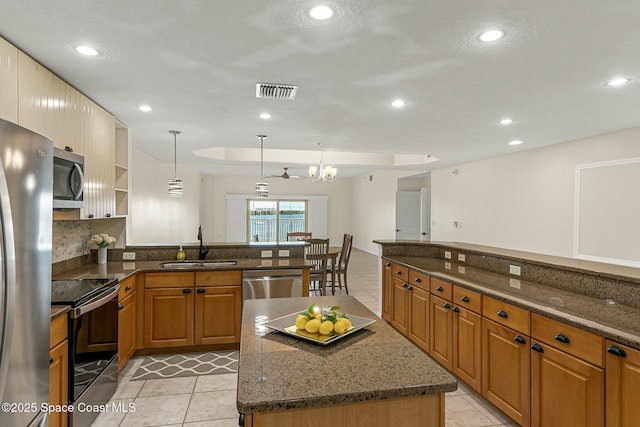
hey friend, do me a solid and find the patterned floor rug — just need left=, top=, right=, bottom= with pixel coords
left=130, top=351, right=238, bottom=381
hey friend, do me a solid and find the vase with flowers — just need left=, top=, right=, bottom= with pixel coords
left=89, top=234, right=116, bottom=264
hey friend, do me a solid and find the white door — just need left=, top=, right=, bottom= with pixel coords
left=420, top=187, right=430, bottom=240
left=396, top=191, right=421, bottom=240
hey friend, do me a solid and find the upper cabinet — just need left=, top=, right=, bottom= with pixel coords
left=17, top=51, right=53, bottom=137
left=0, top=38, right=18, bottom=123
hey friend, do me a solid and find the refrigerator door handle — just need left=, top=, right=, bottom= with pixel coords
left=0, top=158, right=17, bottom=404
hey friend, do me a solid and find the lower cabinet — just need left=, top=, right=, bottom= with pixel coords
left=390, top=276, right=409, bottom=335
left=407, top=283, right=430, bottom=353
left=605, top=340, right=640, bottom=427
left=481, top=318, right=530, bottom=427
left=49, top=315, right=68, bottom=427
left=530, top=341, right=604, bottom=427
left=381, top=261, right=392, bottom=321
left=429, top=294, right=453, bottom=370
left=118, top=275, right=137, bottom=370
left=144, top=270, right=242, bottom=349
left=452, top=306, right=482, bottom=393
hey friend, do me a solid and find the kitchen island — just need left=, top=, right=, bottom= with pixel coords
left=237, top=295, right=456, bottom=427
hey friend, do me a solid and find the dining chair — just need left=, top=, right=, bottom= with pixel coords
left=331, top=234, right=353, bottom=294
left=304, top=238, right=330, bottom=295
left=287, top=231, right=312, bottom=241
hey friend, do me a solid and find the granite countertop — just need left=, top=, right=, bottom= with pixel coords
left=237, top=295, right=457, bottom=414
left=51, top=305, right=70, bottom=320
left=384, top=255, right=640, bottom=350
left=52, top=258, right=311, bottom=281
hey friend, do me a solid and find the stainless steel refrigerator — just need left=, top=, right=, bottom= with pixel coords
left=0, top=119, right=53, bottom=426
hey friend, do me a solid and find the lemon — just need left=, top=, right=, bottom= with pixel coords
left=305, top=318, right=321, bottom=333
left=341, top=318, right=352, bottom=330
left=295, top=314, right=309, bottom=330
left=333, top=319, right=347, bottom=334
left=319, top=320, right=334, bottom=335
left=314, top=313, right=322, bottom=320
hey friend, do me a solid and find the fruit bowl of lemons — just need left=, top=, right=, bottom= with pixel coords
left=262, top=302, right=375, bottom=345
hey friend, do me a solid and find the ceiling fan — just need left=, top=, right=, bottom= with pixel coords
left=268, top=167, right=305, bottom=179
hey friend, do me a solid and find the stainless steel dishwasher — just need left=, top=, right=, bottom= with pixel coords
left=242, top=269, right=303, bottom=301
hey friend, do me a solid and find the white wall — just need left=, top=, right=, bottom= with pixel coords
left=130, top=148, right=201, bottom=243
left=431, top=126, right=640, bottom=259
left=202, top=175, right=353, bottom=245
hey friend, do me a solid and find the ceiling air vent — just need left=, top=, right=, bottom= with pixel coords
left=256, top=83, right=298, bottom=100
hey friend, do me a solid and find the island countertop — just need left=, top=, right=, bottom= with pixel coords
left=237, top=295, right=457, bottom=414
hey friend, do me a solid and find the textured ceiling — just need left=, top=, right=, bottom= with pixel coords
left=0, top=1, right=638, bottom=178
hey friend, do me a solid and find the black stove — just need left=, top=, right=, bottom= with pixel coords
left=51, top=278, right=118, bottom=307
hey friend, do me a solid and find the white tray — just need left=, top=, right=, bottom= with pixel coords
left=263, top=312, right=376, bottom=345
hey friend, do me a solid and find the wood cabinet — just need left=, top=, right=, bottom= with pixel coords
left=390, top=276, right=409, bottom=336
left=49, top=314, right=68, bottom=427
left=452, top=286, right=482, bottom=392
left=144, top=271, right=242, bottom=349
left=118, top=275, right=137, bottom=370
left=0, top=37, right=18, bottom=123
left=407, top=283, right=430, bottom=353
left=482, top=318, right=530, bottom=427
left=429, top=293, right=453, bottom=370
left=605, top=340, right=640, bottom=427
left=381, top=261, right=392, bottom=321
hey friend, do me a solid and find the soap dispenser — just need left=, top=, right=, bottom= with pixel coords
left=176, top=246, right=186, bottom=261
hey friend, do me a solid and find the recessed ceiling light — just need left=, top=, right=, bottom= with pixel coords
left=309, top=5, right=334, bottom=20
left=508, top=140, right=523, bottom=146
left=138, top=105, right=152, bottom=112
left=391, top=99, right=407, bottom=108
left=500, top=118, right=513, bottom=125
left=258, top=112, right=272, bottom=120
left=75, top=45, right=99, bottom=56
left=479, top=30, right=504, bottom=42
left=605, top=77, right=631, bottom=87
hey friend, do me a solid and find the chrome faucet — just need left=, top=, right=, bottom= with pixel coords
left=197, top=225, right=209, bottom=260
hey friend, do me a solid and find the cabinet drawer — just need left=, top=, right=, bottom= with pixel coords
left=408, top=269, right=430, bottom=291
left=118, top=275, right=137, bottom=300
left=50, top=314, right=67, bottom=349
left=195, top=270, right=242, bottom=286
left=531, top=313, right=604, bottom=367
left=145, top=272, right=194, bottom=288
left=453, top=286, right=482, bottom=314
left=430, top=277, right=453, bottom=302
left=483, top=297, right=530, bottom=335
left=391, top=264, right=409, bottom=281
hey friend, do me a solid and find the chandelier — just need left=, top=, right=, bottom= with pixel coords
left=255, top=135, right=269, bottom=198
left=168, top=130, right=183, bottom=197
left=308, top=143, right=337, bottom=182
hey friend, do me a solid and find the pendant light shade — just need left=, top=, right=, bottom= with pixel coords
left=168, top=130, right=183, bottom=197
left=255, top=135, right=269, bottom=198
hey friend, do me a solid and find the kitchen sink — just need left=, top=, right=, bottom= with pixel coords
left=158, top=260, right=237, bottom=268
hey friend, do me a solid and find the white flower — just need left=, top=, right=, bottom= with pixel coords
left=89, top=233, right=116, bottom=248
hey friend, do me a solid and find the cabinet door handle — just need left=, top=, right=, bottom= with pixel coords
left=183, top=288, right=192, bottom=294
left=395, top=270, right=402, bottom=275
left=443, top=303, right=451, bottom=309
left=408, top=286, right=413, bottom=291
left=435, top=286, right=444, bottom=292
left=402, top=283, right=408, bottom=289
left=607, top=345, right=627, bottom=358
left=460, top=296, right=470, bottom=303
left=531, top=343, right=544, bottom=353
left=452, top=306, right=460, bottom=313
left=125, top=285, right=131, bottom=291
left=414, top=277, right=422, bottom=283
left=497, top=310, right=508, bottom=318
left=117, top=303, right=124, bottom=310
left=514, top=335, right=526, bottom=344
left=49, top=357, right=54, bottom=364
left=197, top=288, right=206, bottom=293
left=554, top=333, right=570, bottom=344
left=385, top=262, right=391, bottom=267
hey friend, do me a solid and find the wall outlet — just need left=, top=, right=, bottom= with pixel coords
left=122, top=262, right=136, bottom=270
left=458, top=253, right=465, bottom=262
left=509, top=265, right=521, bottom=276
left=510, top=278, right=521, bottom=289
left=278, top=250, right=290, bottom=257
left=444, top=251, right=452, bottom=259
left=122, top=252, right=136, bottom=261
left=445, top=262, right=451, bottom=269
left=458, top=266, right=466, bottom=274
left=261, top=250, right=272, bottom=258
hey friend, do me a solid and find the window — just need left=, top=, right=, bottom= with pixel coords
left=248, top=199, right=307, bottom=242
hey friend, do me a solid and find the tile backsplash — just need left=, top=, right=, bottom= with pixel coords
left=52, top=220, right=91, bottom=263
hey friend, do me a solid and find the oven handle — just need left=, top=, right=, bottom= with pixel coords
left=70, top=284, right=120, bottom=319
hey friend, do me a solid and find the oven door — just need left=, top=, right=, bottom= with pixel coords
left=69, top=284, right=119, bottom=427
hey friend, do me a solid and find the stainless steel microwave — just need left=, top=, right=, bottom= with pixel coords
left=53, top=147, right=84, bottom=209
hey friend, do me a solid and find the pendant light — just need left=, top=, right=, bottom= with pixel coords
left=255, top=135, right=269, bottom=198
left=168, top=130, right=184, bottom=197
left=308, top=143, right=337, bottom=182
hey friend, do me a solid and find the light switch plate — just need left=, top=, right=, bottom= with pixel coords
left=510, top=278, right=521, bottom=289
left=261, top=250, right=272, bottom=258
left=122, top=252, right=136, bottom=260
left=510, top=265, right=521, bottom=276
left=444, top=251, right=451, bottom=259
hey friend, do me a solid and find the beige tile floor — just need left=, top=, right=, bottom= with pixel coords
left=92, top=249, right=517, bottom=427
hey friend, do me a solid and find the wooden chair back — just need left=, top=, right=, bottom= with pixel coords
left=287, top=231, right=312, bottom=241
left=337, top=234, right=353, bottom=272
